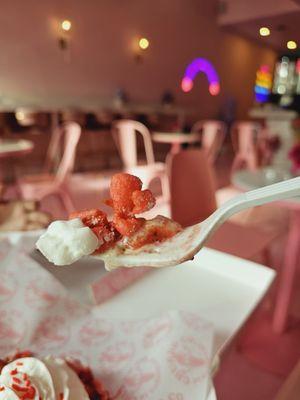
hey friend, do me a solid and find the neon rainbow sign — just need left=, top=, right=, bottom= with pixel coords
left=254, top=64, right=272, bottom=103
left=181, top=58, right=220, bottom=96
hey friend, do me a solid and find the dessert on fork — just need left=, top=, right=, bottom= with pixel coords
left=36, top=173, right=181, bottom=269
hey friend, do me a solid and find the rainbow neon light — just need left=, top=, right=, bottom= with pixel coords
left=254, top=64, right=272, bottom=103
left=181, top=58, right=220, bottom=96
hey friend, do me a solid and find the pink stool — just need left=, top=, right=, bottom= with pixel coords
left=166, top=149, right=277, bottom=261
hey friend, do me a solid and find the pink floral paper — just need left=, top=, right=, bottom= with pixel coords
left=0, top=242, right=214, bottom=400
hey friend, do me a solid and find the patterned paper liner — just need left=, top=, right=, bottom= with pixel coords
left=0, top=241, right=214, bottom=400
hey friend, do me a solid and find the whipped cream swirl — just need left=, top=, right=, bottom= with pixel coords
left=0, top=356, right=89, bottom=399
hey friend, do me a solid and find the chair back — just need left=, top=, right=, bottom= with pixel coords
left=55, top=122, right=81, bottom=184
left=192, top=120, right=226, bottom=163
left=231, top=121, right=262, bottom=155
left=112, top=120, right=155, bottom=168
left=230, top=121, right=262, bottom=171
left=167, top=149, right=217, bottom=227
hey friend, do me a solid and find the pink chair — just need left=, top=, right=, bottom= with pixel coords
left=217, top=120, right=288, bottom=234
left=112, top=119, right=169, bottom=202
left=18, top=122, right=81, bottom=214
left=191, top=120, right=226, bottom=164
left=216, top=121, right=260, bottom=206
left=167, top=149, right=277, bottom=261
left=231, top=121, right=262, bottom=172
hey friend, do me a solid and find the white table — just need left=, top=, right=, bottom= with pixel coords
left=0, top=138, right=34, bottom=158
left=152, top=132, right=200, bottom=153
left=232, top=168, right=300, bottom=334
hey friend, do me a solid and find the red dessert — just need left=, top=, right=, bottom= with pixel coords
left=70, top=173, right=181, bottom=254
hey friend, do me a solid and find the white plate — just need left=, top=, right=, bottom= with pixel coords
left=3, top=230, right=273, bottom=399
left=0, top=229, right=45, bottom=245
left=10, top=232, right=275, bottom=359
left=31, top=245, right=275, bottom=400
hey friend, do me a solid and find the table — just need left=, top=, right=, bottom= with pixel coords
left=152, top=132, right=200, bottom=153
left=0, top=139, right=34, bottom=185
left=232, top=168, right=300, bottom=334
left=0, top=138, right=34, bottom=158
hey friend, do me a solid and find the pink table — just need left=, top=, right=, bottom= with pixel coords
left=232, top=168, right=300, bottom=334
left=152, top=132, right=200, bottom=153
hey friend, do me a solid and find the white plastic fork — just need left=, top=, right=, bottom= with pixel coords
left=96, top=176, right=300, bottom=270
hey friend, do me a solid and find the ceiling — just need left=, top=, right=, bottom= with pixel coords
left=232, top=10, right=300, bottom=53
left=218, top=0, right=300, bottom=53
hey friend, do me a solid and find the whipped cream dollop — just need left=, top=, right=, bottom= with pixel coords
left=0, top=356, right=89, bottom=399
left=36, top=219, right=99, bottom=266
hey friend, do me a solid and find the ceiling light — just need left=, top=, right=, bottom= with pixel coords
left=139, top=38, right=150, bottom=50
left=287, top=40, right=297, bottom=50
left=61, top=20, right=72, bottom=32
left=259, top=27, right=270, bottom=37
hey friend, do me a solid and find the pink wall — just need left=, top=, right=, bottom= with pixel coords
left=0, top=0, right=277, bottom=120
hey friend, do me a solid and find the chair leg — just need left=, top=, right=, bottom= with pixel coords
left=231, top=156, right=242, bottom=174
left=160, top=172, right=170, bottom=203
left=58, top=189, right=76, bottom=215
left=41, top=188, right=76, bottom=216
left=247, top=153, right=258, bottom=171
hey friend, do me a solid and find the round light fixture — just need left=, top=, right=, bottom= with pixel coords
left=139, top=37, right=150, bottom=50
left=287, top=40, right=297, bottom=50
left=15, top=111, right=25, bottom=121
left=259, top=27, right=270, bottom=37
left=61, top=20, right=72, bottom=32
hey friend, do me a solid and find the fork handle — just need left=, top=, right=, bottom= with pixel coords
left=214, top=176, right=300, bottom=223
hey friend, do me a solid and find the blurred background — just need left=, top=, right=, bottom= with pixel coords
left=1, top=1, right=300, bottom=399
